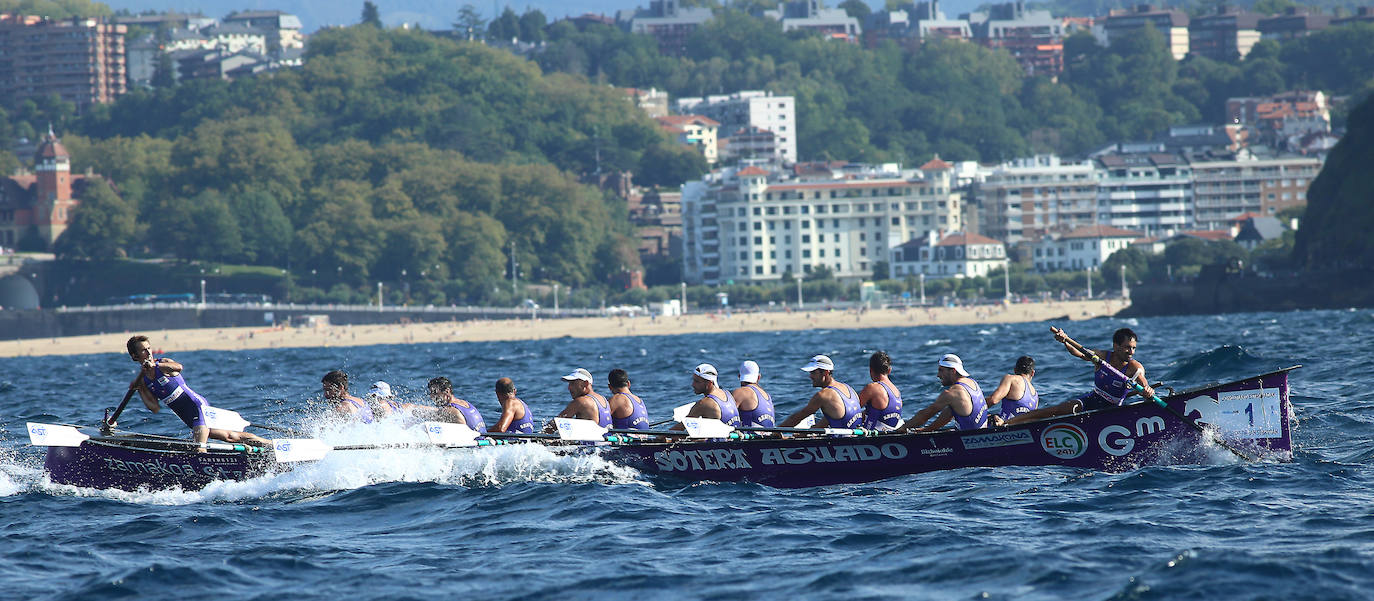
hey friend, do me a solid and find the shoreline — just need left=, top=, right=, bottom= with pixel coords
left=0, top=300, right=1127, bottom=359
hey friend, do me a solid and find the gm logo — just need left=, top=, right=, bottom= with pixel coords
left=1040, top=424, right=1089, bottom=459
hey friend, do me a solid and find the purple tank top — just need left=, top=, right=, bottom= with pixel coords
left=446, top=399, right=487, bottom=432
left=588, top=392, right=612, bottom=428
left=824, top=383, right=863, bottom=429
left=342, top=397, right=375, bottom=424
left=953, top=380, right=988, bottom=430
left=708, top=392, right=742, bottom=427
left=1091, top=351, right=1133, bottom=405
left=737, top=384, right=775, bottom=428
left=999, top=375, right=1039, bottom=419
left=505, top=398, right=535, bottom=434
left=863, top=381, right=903, bottom=431
left=611, top=392, right=650, bottom=430
left=142, top=364, right=208, bottom=428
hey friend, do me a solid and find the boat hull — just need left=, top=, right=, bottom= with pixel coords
left=601, top=368, right=1296, bottom=488
left=44, top=436, right=277, bottom=492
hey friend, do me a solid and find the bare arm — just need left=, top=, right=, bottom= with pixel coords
left=557, top=398, right=596, bottom=421
left=1050, top=327, right=1092, bottom=362
left=778, top=390, right=829, bottom=428
left=153, top=357, right=184, bottom=375
left=902, top=388, right=962, bottom=432
left=1128, top=362, right=1155, bottom=399
left=131, top=374, right=159, bottom=412
left=985, top=374, right=1019, bottom=407
left=858, top=382, right=887, bottom=411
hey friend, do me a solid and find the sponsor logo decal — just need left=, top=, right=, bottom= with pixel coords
left=962, top=430, right=1034, bottom=450
left=1040, top=424, right=1088, bottom=459
left=652, top=443, right=910, bottom=472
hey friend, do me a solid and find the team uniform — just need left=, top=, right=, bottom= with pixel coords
left=610, top=392, right=650, bottom=430
left=141, top=361, right=209, bottom=429
left=862, top=381, right=904, bottom=431
left=952, top=380, right=988, bottom=431
left=737, top=384, right=775, bottom=428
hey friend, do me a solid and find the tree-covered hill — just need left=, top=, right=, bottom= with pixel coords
left=55, top=26, right=704, bottom=303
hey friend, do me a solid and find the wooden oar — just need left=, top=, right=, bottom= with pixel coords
left=101, top=389, right=138, bottom=434
left=1057, top=330, right=1254, bottom=462
left=648, top=401, right=698, bottom=427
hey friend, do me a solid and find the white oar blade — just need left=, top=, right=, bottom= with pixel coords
left=204, top=407, right=251, bottom=431
left=422, top=421, right=479, bottom=447
left=683, top=417, right=736, bottom=439
left=672, top=402, right=695, bottom=423
left=27, top=422, right=90, bottom=447
left=273, top=438, right=333, bottom=463
left=797, top=414, right=817, bottom=429
left=555, top=418, right=607, bottom=442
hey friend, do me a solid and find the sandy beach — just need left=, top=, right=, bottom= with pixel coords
left=1, top=300, right=1127, bottom=358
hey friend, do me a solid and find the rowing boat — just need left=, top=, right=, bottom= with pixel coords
left=42, top=433, right=277, bottom=492
left=595, top=367, right=1297, bottom=488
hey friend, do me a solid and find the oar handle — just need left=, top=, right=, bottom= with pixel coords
left=103, top=388, right=138, bottom=435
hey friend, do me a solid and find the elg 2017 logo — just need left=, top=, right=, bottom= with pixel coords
left=1040, top=424, right=1089, bottom=459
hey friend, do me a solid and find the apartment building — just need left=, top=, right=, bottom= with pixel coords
left=676, top=91, right=797, bottom=164
left=968, top=1, right=1064, bottom=76
left=0, top=15, right=127, bottom=112
left=1093, top=151, right=1193, bottom=238
left=1102, top=5, right=1189, bottom=60
left=682, top=160, right=964, bottom=285
left=655, top=115, right=720, bottom=164
left=765, top=0, right=861, bottom=43
left=890, top=231, right=1007, bottom=278
left=619, top=0, right=713, bottom=57
left=1032, top=225, right=1141, bottom=272
left=972, top=155, right=1097, bottom=245
left=1189, top=153, right=1321, bottom=229
left=1188, top=6, right=1261, bottom=61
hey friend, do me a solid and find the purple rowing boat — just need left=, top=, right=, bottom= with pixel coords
left=599, top=367, right=1297, bottom=488
left=44, top=435, right=277, bottom=492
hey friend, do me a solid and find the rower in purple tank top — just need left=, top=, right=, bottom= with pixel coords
left=1003, top=327, right=1157, bottom=426
left=859, top=351, right=904, bottom=431
left=491, top=377, right=535, bottom=434
left=607, top=369, right=650, bottom=430
left=902, top=353, right=988, bottom=432
left=732, top=361, right=776, bottom=428
left=547, top=367, right=611, bottom=432
left=673, top=363, right=742, bottom=430
left=778, top=354, right=863, bottom=430
left=323, top=370, right=374, bottom=424
left=986, top=356, right=1039, bottom=427
left=427, top=376, right=487, bottom=432
left=124, top=335, right=267, bottom=450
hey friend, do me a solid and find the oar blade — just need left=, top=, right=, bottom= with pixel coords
left=27, top=422, right=90, bottom=447
left=555, top=418, right=607, bottom=442
left=682, top=417, right=736, bottom=439
left=422, top=421, right=479, bottom=447
left=204, top=406, right=251, bottom=431
left=797, top=414, right=817, bottom=429
left=272, top=438, right=333, bottom=463
left=672, top=402, right=695, bottom=423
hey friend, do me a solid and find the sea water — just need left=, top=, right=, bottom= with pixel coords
left=1, top=310, right=1370, bottom=600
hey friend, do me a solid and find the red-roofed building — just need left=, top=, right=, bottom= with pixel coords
left=1032, top=225, right=1142, bottom=273
left=891, top=230, right=1008, bottom=278
left=655, top=114, right=720, bottom=163
left=920, top=156, right=953, bottom=171
left=0, top=130, right=93, bottom=250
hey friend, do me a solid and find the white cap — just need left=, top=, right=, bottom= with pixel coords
left=938, top=353, right=969, bottom=377
left=801, top=355, right=834, bottom=372
left=561, top=368, right=593, bottom=383
left=739, top=360, right=760, bottom=384
left=368, top=381, right=392, bottom=397
left=692, top=363, right=718, bottom=384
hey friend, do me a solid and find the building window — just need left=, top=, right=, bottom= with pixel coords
left=754, top=222, right=762, bottom=231
left=803, top=249, right=811, bottom=258
left=739, top=251, right=748, bottom=260
left=802, top=235, right=811, bottom=243
left=819, top=249, right=826, bottom=257
left=785, top=250, right=792, bottom=258
left=754, top=236, right=763, bottom=244
left=892, top=217, right=900, bottom=225
left=753, top=207, right=762, bottom=216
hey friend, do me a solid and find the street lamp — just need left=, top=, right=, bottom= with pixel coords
left=553, top=282, right=560, bottom=315
left=796, top=276, right=803, bottom=309
left=200, top=279, right=206, bottom=306
left=1121, top=264, right=1128, bottom=299
left=377, top=281, right=383, bottom=311
left=919, top=272, right=926, bottom=305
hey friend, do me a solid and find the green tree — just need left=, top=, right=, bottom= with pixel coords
left=636, top=143, right=708, bottom=187
left=518, top=9, right=547, bottom=43
left=488, top=7, right=519, bottom=41
left=53, top=180, right=139, bottom=259
left=361, top=1, right=382, bottom=28
left=455, top=4, right=486, bottom=41
left=230, top=188, right=293, bottom=265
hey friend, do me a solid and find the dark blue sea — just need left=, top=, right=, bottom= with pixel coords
left=1, top=310, right=1369, bottom=600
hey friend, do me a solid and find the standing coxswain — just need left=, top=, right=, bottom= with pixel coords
left=125, top=335, right=267, bottom=450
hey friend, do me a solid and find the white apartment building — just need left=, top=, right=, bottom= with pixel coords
left=1189, top=153, right=1321, bottom=230
left=1032, top=225, right=1141, bottom=272
left=682, top=160, right=964, bottom=285
left=675, top=91, right=797, bottom=164
left=972, top=155, right=1098, bottom=244
left=1094, top=152, right=1193, bottom=238
left=891, top=231, right=1008, bottom=278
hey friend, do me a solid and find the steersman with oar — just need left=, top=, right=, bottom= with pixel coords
left=1004, top=327, right=1151, bottom=425
left=122, top=335, right=268, bottom=450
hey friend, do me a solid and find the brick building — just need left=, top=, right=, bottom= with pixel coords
left=0, top=15, right=127, bottom=112
left=0, top=131, right=92, bottom=250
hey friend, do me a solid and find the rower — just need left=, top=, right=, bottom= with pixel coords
left=732, top=360, right=775, bottom=428
left=777, top=355, right=863, bottom=429
left=428, top=376, right=487, bottom=432
left=672, top=363, right=740, bottom=430
left=1004, top=327, right=1155, bottom=426
left=125, top=335, right=267, bottom=449
left=607, top=369, right=650, bottom=430
left=491, top=377, right=536, bottom=434
left=901, top=353, right=988, bottom=432
left=858, top=351, right=904, bottom=431
left=366, top=380, right=408, bottom=419
left=985, top=356, right=1038, bottom=427
left=324, top=370, right=373, bottom=424
left=545, top=368, right=610, bottom=432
